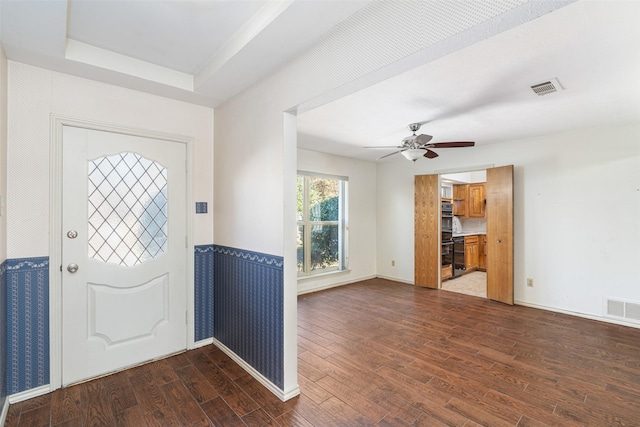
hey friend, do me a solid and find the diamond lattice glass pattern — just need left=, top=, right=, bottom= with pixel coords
left=88, top=152, right=168, bottom=266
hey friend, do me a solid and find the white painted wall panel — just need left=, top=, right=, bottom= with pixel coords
left=0, top=46, right=7, bottom=262
left=7, top=62, right=213, bottom=258
left=297, top=149, right=377, bottom=294
left=213, top=0, right=569, bottom=394
left=376, top=123, right=640, bottom=322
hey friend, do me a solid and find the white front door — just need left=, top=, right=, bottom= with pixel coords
left=61, top=126, right=187, bottom=385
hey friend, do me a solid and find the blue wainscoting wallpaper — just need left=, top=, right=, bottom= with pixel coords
left=194, top=245, right=214, bottom=342
left=6, top=257, right=50, bottom=395
left=0, top=260, right=7, bottom=407
left=2, top=248, right=217, bottom=396
left=213, top=245, right=284, bottom=390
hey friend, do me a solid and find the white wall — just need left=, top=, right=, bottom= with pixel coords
left=0, top=47, right=7, bottom=262
left=212, top=0, right=577, bottom=396
left=6, top=62, right=214, bottom=258
left=297, top=148, right=377, bottom=294
left=377, top=123, right=640, bottom=323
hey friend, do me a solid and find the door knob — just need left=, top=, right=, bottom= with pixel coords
left=496, top=239, right=501, bottom=243
left=67, top=230, right=78, bottom=239
left=67, top=263, right=79, bottom=273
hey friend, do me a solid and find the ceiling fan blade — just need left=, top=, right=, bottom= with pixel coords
left=364, top=145, right=403, bottom=149
left=429, top=141, right=475, bottom=148
left=414, top=134, right=433, bottom=145
left=377, top=151, right=401, bottom=160
left=424, top=149, right=439, bottom=159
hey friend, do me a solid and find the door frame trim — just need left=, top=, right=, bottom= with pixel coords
left=49, top=115, right=195, bottom=391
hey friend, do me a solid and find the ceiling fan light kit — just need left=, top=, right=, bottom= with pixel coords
left=401, top=148, right=428, bottom=161
left=368, top=123, right=476, bottom=162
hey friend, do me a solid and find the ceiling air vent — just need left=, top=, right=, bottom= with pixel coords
left=531, top=78, right=563, bottom=96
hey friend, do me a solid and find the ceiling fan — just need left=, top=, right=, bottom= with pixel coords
left=366, top=123, right=475, bottom=162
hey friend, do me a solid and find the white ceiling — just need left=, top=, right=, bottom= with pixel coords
left=0, top=0, right=370, bottom=106
left=1, top=1, right=638, bottom=163
left=297, top=0, right=640, bottom=162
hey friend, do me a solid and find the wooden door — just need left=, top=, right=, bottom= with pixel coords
left=62, top=126, right=187, bottom=385
left=486, top=165, right=514, bottom=304
left=415, top=174, right=439, bottom=288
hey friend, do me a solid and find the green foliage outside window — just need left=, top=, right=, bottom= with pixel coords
left=297, top=174, right=344, bottom=274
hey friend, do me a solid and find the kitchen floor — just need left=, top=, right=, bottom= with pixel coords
left=442, top=271, right=486, bottom=298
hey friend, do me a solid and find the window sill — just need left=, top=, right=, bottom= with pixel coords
left=297, top=269, right=351, bottom=283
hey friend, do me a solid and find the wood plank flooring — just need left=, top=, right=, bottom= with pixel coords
left=6, top=278, right=640, bottom=426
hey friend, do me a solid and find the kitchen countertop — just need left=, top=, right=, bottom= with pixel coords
left=452, top=231, right=486, bottom=237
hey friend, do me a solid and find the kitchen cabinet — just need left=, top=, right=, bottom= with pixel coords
left=464, top=235, right=479, bottom=271
left=453, top=184, right=468, bottom=217
left=441, top=264, right=452, bottom=280
left=479, top=234, right=487, bottom=271
left=468, top=183, right=486, bottom=218
left=441, top=184, right=453, bottom=202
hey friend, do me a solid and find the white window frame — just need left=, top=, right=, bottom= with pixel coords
left=297, top=171, right=348, bottom=277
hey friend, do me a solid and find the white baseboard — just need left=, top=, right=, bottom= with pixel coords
left=375, top=274, right=414, bottom=285
left=212, top=339, right=299, bottom=402
left=8, top=385, right=51, bottom=404
left=297, top=274, right=376, bottom=296
left=515, top=300, right=640, bottom=330
left=194, top=337, right=214, bottom=349
left=0, top=396, right=9, bottom=427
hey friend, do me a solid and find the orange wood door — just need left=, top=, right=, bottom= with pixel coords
left=414, top=174, right=439, bottom=288
left=486, top=165, right=514, bottom=304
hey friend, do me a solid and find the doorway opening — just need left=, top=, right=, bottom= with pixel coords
left=440, top=169, right=487, bottom=299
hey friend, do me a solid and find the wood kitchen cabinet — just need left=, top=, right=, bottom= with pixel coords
left=468, top=183, right=486, bottom=218
left=478, top=234, right=487, bottom=271
left=453, top=184, right=468, bottom=217
left=464, top=235, right=479, bottom=271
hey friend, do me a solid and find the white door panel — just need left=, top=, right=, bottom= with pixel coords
left=62, top=126, right=187, bottom=385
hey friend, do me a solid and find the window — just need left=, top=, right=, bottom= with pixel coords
left=297, top=172, right=348, bottom=276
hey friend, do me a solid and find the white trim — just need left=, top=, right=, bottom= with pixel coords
left=194, top=338, right=214, bottom=349
left=66, top=39, right=194, bottom=91
left=212, top=339, right=300, bottom=402
left=0, top=396, right=10, bottom=426
left=7, top=385, right=51, bottom=404
left=185, top=132, right=195, bottom=350
left=297, top=274, right=376, bottom=296
left=49, top=115, right=63, bottom=391
left=297, top=268, right=352, bottom=283
left=515, top=300, right=640, bottom=330
left=49, top=115, right=196, bottom=392
left=375, top=274, right=414, bottom=285
left=434, top=164, right=495, bottom=175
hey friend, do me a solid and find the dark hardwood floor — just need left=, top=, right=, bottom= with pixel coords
left=6, top=278, right=640, bottom=426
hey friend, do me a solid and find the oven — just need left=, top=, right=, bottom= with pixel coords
left=442, top=202, right=454, bottom=280
left=453, top=236, right=466, bottom=277
left=442, top=202, right=453, bottom=234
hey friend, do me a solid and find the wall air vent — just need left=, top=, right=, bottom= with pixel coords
left=606, top=298, right=640, bottom=323
left=530, top=78, right=563, bottom=96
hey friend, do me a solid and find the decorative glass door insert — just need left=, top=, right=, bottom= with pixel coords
left=87, top=152, right=168, bottom=267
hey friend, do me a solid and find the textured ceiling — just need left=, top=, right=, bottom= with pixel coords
left=0, top=0, right=370, bottom=106
left=1, top=0, right=638, bottom=162
left=297, top=0, right=640, bottom=161
left=67, top=1, right=267, bottom=75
